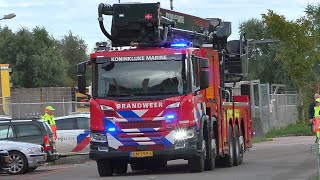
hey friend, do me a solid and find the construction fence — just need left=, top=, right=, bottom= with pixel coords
left=0, top=87, right=89, bottom=119
left=250, top=83, right=299, bottom=136
left=0, top=84, right=299, bottom=135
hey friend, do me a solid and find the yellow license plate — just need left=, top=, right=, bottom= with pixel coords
left=4, top=156, right=10, bottom=163
left=130, top=151, right=153, bottom=158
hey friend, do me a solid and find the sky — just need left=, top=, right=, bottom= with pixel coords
left=0, top=0, right=319, bottom=51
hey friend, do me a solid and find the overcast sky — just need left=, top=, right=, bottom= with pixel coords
left=0, top=0, right=319, bottom=51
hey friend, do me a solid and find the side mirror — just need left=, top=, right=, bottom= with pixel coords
left=200, top=70, right=209, bottom=90
left=199, top=58, right=209, bottom=90
left=77, top=75, right=86, bottom=94
left=77, top=62, right=87, bottom=94
left=77, top=62, right=87, bottom=74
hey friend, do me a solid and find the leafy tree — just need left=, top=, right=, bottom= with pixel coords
left=58, top=31, right=88, bottom=86
left=262, top=10, right=320, bottom=119
left=239, top=19, right=292, bottom=85
left=32, top=47, right=68, bottom=87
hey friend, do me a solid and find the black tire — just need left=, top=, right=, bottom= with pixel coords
left=234, top=125, right=244, bottom=166
left=224, top=125, right=235, bottom=167
left=96, top=160, right=113, bottom=177
left=205, top=124, right=216, bottom=171
left=7, top=151, right=28, bottom=175
left=188, top=138, right=205, bottom=172
left=130, top=162, right=144, bottom=171
left=113, top=160, right=128, bottom=175
left=28, top=167, right=38, bottom=172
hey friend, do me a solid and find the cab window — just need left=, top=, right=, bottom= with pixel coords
left=0, top=125, right=14, bottom=139
left=191, top=56, right=199, bottom=91
left=56, top=118, right=77, bottom=130
left=77, top=117, right=89, bottom=129
left=15, top=124, right=42, bottom=137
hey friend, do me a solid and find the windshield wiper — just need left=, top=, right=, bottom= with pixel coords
left=103, top=93, right=135, bottom=97
left=132, top=91, right=178, bottom=96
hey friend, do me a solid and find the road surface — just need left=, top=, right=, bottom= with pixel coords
left=1, top=136, right=319, bottom=180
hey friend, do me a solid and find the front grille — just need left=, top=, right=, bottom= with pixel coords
left=118, top=121, right=163, bottom=129
left=118, top=144, right=164, bottom=152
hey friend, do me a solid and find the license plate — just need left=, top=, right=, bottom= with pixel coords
left=130, top=151, right=153, bottom=158
left=4, top=156, right=10, bottom=163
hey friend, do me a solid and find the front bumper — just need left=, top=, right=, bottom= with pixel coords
left=90, top=137, right=200, bottom=160
left=0, top=155, right=10, bottom=171
left=27, top=153, right=47, bottom=168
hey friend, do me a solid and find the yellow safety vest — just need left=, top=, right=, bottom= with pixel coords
left=314, top=106, right=320, bottom=118
left=41, top=113, right=56, bottom=126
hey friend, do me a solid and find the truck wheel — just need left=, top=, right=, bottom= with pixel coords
left=96, top=160, right=113, bottom=177
left=234, top=125, right=244, bottom=166
left=188, top=139, right=205, bottom=172
left=113, top=160, right=128, bottom=175
left=130, top=162, right=144, bottom=171
left=224, top=125, right=235, bottom=167
left=205, top=126, right=216, bottom=171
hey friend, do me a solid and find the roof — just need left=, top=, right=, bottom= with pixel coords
left=55, top=113, right=90, bottom=120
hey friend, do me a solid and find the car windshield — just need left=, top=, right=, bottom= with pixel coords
left=96, top=57, right=189, bottom=99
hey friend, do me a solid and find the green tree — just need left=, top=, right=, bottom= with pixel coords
left=239, top=19, right=291, bottom=85
left=58, top=31, right=88, bottom=86
left=262, top=10, right=320, bottom=119
left=32, top=47, right=68, bottom=87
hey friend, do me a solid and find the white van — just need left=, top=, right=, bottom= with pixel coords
left=54, top=113, right=90, bottom=156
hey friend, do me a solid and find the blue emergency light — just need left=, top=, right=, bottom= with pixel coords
left=170, top=40, right=190, bottom=48
left=108, top=127, right=116, bottom=132
left=165, top=114, right=175, bottom=122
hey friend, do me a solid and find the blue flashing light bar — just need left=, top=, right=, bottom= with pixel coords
left=170, top=40, right=190, bottom=48
left=108, top=127, right=116, bottom=132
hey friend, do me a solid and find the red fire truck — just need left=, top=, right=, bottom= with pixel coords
left=77, top=2, right=252, bottom=176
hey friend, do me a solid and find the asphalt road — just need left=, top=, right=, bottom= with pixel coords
left=1, top=136, right=319, bottom=180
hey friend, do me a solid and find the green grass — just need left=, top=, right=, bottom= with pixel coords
left=265, top=121, right=313, bottom=138
left=253, top=120, right=313, bottom=144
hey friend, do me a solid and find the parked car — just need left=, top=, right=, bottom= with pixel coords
left=55, top=113, right=90, bottom=155
left=0, top=140, right=46, bottom=175
left=0, top=119, right=59, bottom=162
left=0, top=115, right=12, bottom=121
left=0, top=148, right=10, bottom=172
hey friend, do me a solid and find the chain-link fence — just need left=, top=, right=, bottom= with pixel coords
left=0, top=87, right=89, bottom=119
left=251, top=83, right=299, bottom=135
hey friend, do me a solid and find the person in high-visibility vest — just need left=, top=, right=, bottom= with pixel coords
left=41, top=106, right=57, bottom=139
left=313, top=98, right=320, bottom=144
left=314, top=98, right=320, bottom=118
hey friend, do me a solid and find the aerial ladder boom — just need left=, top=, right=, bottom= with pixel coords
left=97, top=2, right=247, bottom=82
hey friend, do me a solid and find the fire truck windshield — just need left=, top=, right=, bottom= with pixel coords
left=96, top=59, right=188, bottom=99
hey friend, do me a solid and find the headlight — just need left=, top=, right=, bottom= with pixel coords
left=27, top=147, right=41, bottom=154
left=91, top=132, right=107, bottom=142
left=174, top=127, right=195, bottom=140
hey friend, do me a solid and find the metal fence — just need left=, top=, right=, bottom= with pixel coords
left=251, top=83, right=299, bottom=134
left=0, top=85, right=299, bottom=134
left=0, top=87, right=89, bottom=119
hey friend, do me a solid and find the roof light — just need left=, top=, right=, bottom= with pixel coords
left=170, top=40, right=190, bottom=48
left=145, top=14, right=152, bottom=20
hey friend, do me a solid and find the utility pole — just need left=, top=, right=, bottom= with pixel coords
left=170, top=0, right=173, bottom=10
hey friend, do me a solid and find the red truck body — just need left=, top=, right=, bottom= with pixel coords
left=78, top=2, right=252, bottom=176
